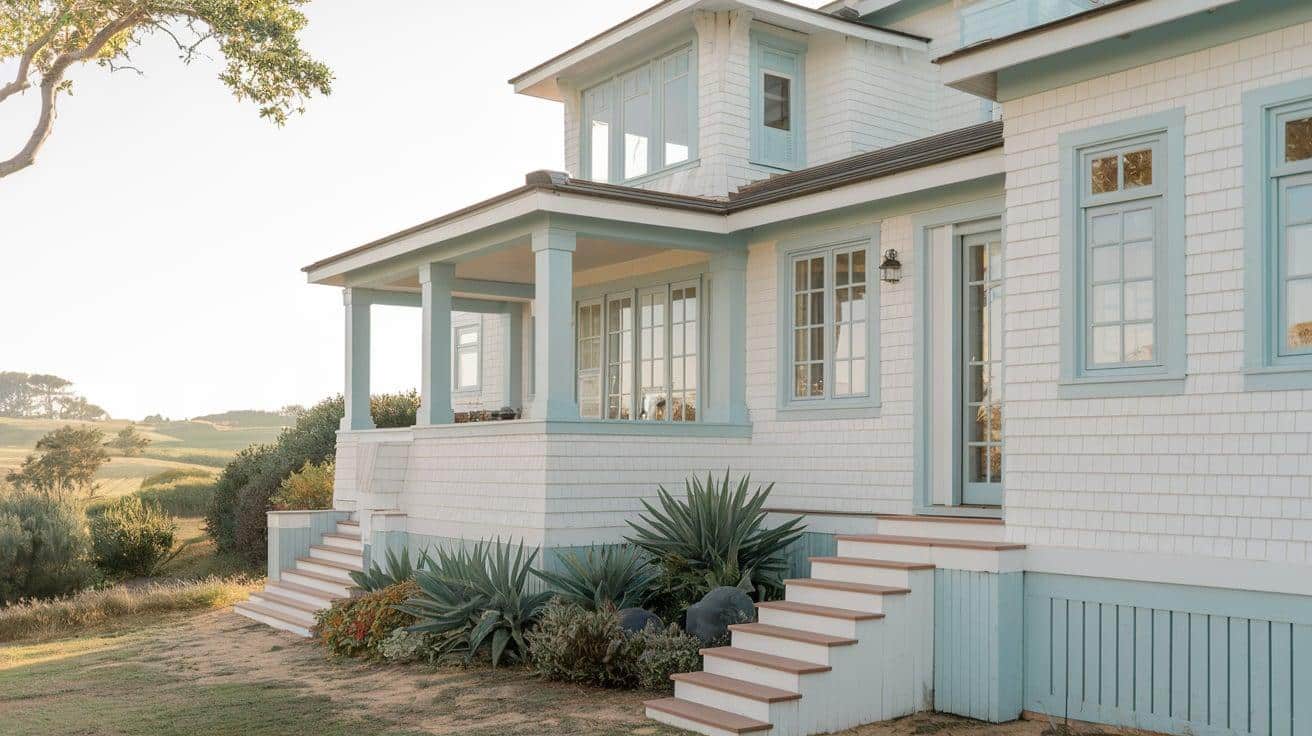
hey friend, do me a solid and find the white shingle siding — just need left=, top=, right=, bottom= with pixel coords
left=1000, top=21, right=1312, bottom=566
left=883, top=0, right=1001, bottom=133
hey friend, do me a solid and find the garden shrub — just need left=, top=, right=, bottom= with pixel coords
left=315, top=580, right=418, bottom=659
left=89, top=496, right=177, bottom=578
left=631, top=623, right=704, bottom=691
left=378, top=627, right=435, bottom=664
left=269, top=460, right=334, bottom=511
left=528, top=600, right=641, bottom=688
left=0, top=486, right=97, bottom=605
left=532, top=545, right=656, bottom=611
left=350, top=545, right=429, bottom=592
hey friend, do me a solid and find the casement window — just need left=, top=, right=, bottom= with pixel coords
left=750, top=33, right=804, bottom=171
left=1058, top=109, right=1185, bottom=398
left=776, top=226, right=880, bottom=416
left=1243, top=79, right=1312, bottom=390
left=576, top=279, right=701, bottom=422
left=453, top=324, right=480, bottom=391
left=582, top=45, right=696, bottom=184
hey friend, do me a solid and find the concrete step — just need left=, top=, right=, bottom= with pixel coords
left=309, top=544, right=364, bottom=567
left=873, top=513, right=1005, bottom=542
left=234, top=600, right=313, bottom=638
left=783, top=578, right=909, bottom=613
left=808, top=556, right=934, bottom=588
left=281, top=568, right=354, bottom=597
left=646, top=697, right=772, bottom=736
left=729, top=623, right=856, bottom=666
left=836, top=534, right=1026, bottom=573
left=755, top=600, right=882, bottom=639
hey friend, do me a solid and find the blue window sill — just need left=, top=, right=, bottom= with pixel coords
left=1244, top=364, right=1312, bottom=391
left=1057, top=373, right=1185, bottom=399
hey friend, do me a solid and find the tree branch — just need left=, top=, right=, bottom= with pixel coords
left=0, top=7, right=145, bottom=179
left=0, top=3, right=82, bottom=105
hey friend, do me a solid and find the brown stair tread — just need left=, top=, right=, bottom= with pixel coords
left=875, top=513, right=1004, bottom=525
left=756, top=600, right=884, bottom=621
left=729, top=622, right=856, bottom=646
left=236, top=600, right=315, bottom=627
left=296, top=556, right=363, bottom=572
left=645, top=697, right=771, bottom=734
left=336, top=520, right=359, bottom=528
left=252, top=590, right=323, bottom=614
left=266, top=580, right=342, bottom=602
left=670, top=671, right=801, bottom=702
left=835, top=534, right=1026, bottom=551
left=785, top=578, right=910, bottom=595
left=310, top=544, right=363, bottom=556
left=699, top=646, right=832, bottom=674
left=810, top=556, right=935, bottom=570
left=284, top=568, right=356, bottom=587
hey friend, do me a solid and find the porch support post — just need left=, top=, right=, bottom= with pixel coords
left=341, top=288, right=375, bottom=431
left=504, top=305, right=524, bottom=412
left=707, top=250, right=748, bottom=424
left=530, top=227, right=578, bottom=420
left=418, top=262, right=456, bottom=425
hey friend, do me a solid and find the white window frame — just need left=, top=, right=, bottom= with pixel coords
left=453, top=323, right=481, bottom=392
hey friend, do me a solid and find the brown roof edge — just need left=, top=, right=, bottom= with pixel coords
left=933, top=0, right=1147, bottom=64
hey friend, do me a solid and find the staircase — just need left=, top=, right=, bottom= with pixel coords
left=645, top=514, right=1024, bottom=736
left=234, top=517, right=363, bottom=637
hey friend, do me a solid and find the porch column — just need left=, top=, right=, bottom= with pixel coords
left=341, top=288, right=375, bottom=431
left=530, top=227, right=578, bottom=420
left=418, top=262, right=456, bottom=425
left=707, top=251, right=748, bottom=424
left=504, top=305, right=524, bottom=412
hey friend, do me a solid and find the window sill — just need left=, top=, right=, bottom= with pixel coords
left=615, top=158, right=702, bottom=188
left=1244, top=364, right=1312, bottom=391
left=774, top=403, right=882, bottom=421
left=1057, top=373, right=1185, bottom=399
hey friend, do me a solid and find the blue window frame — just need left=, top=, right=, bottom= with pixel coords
left=750, top=32, right=805, bottom=171
left=1243, top=78, right=1312, bottom=390
left=1058, top=109, right=1185, bottom=398
left=581, top=44, right=697, bottom=184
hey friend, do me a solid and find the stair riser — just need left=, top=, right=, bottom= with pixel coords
left=644, top=708, right=743, bottom=736
left=730, top=631, right=832, bottom=666
left=836, top=540, right=932, bottom=564
left=809, top=562, right=911, bottom=588
left=295, top=559, right=358, bottom=580
left=309, top=547, right=364, bottom=566
left=785, top=585, right=887, bottom=613
left=874, top=519, right=1004, bottom=542
left=322, top=535, right=364, bottom=552
left=281, top=571, right=352, bottom=597
left=672, top=682, right=775, bottom=724
left=266, top=584, right=336, bottom=609
left=702, top=656, right=802, bottom=693
left=755, top=608, right=876, bottom=639
left=336, top=522, right=359, bottom=536
left=235, top=605, right=312, bottom=638
left=249, top=596, right=317, bottom=625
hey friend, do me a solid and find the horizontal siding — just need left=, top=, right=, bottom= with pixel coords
left=1025, top=574, right=1312, bottom=735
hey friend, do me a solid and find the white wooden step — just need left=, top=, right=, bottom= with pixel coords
left=249, top=591, right=321, bottom=623
left=701, top=646, right=829, bottom=693
left=672, top=672, right=799, bottom=726
left=835, top=534, right=1026, bottom=573
left=729, top=623, right=856, bottom=666
left=234, top=601, right=312, bottom=638
left=321, top=532, right=363, bottom=552
left=755, top=600, right=882, bottom=639
left=309, top=544, right=364, bottom=567
left=645, top=697, right=771, bottom=736
left=294, top=556, right=360, bottom=581
left=807, top=557, right=934, bottom=588
left=873, top=514, right=1005, bottom=542
left=264, top=580, right=339, bottom=609
left=281, top=569, right=354, bottom=597
left=335, top=520, right=359, bottom=536
left=783, top=578, right=909, bottom=613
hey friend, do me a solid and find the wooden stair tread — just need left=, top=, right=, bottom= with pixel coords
left=756, top=600, right=883, bottom=621
left=310, top=544, right=363, bottom=557
left=875, top=513, right=1003, bottom=525
left=337, top=519, right=359, bottom=526
left=236, top=600, right=315, bottom=627
left=785, top=578, right=910, bottom=595
left=266, top=580, right=341, bottom=603
left=252, top=590, right=324, bottom=614
left=284, top=568, right=356, bottom=587
left=729, top=622, right=856, bottom=646
left=645, top=697, right=771, bottom=734
left=671, top=671, right=801, bottom=702
left=835, top=534, right=1026, bottom=551
left=700, top=646, right=832, bottom=674
left=296, top=556, right=363, bottom=572
left=810, top=556, right=935, bottom=570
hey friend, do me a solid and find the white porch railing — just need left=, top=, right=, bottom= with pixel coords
left=959, top=0, right=1101, bottom=48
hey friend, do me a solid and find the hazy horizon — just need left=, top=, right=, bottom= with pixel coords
left=0, top=1, right=707, bottom=421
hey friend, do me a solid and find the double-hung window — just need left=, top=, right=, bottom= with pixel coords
left=1058, top=109, right=1185, bottom=398
left=582, top=45, right=696, bottom=184
left=576, top=279, right=701, bottom=422
left=750, top=32, right=805, bottom=171
left=776, top=227, right=880, bottom=415
left=1244, top=79, right=1312, bottom=390
left=453, top=324, right=480, bottom=391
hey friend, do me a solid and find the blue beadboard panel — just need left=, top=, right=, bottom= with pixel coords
left=782, top=531, right=838, bottom=579
left=1024, top=573, right=1312, bottom=736
left=934, top=569, right=1024, bottom=722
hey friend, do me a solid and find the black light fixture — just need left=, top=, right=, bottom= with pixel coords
left=879, top=248, right=902, bottom=283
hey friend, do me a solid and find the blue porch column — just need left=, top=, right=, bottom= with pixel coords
left=504, top=305, right=524, bottom=412
left=341, top=288, right=375, bottom=431
left=530, top=227, right=579, bottom=420
left=706, top=250, right=749, bottom=424
left=418, top=262, right=456, bottom=425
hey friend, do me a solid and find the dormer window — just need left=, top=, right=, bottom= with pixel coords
left=582, top=45, right=696, bottom=184
left=751, top=33, right=805, bottom=171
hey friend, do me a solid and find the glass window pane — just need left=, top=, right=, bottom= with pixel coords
left=851, top=359, right=867, bottom=395
left=809, top=363, right=824, bottom=396
left=1289, top=223, right=1312, bottom=277
left=1286, top=116, right=1312, bottom=163
left=1124, top=281, right=1154, bottom=321
left=852, top=250, right=866, bottom=282
left=794, top=294, right=806, bottom=327
left=584, top=85, right=611, bottom=182
left=969, top=446, right=988, bottom=483
left=1092, top=325, right=1122, bottom=365
left=1091, top=155, right=1118, bottom=194
left=795, top=260, right=807, bottom=291
left=794, top=365, right=809, bottom=398
left=764, top=74, right=791, bottom=131
left=1092, top=284, right=1120, bottom=323
left=590, top=122, right=609, bottom=181
left=1123, top=241, right=1154, bottom=280
left=621, top=70, right=651, bottom=180
left=1288, top=279, right=1312, bottom=351
left=1122, top=148, right=1153, bottom=188
left=1091, top=214, right=1121, bottom=246
left=1290, top=183, right=1312, bottom=216
left=794, top=329, right=807, bottom=362
left=851, top=325, right=866, bottom=361
left=835, top=287, right=850, bottom=323
left=578, top=374, right=601, bottom=419
left=1123, top=208, right=1154, bottom=241
left=810, top=292, right=824, bottom=325
left=1124, top=323, right=1154, bottom=363
left=810, top=327, right=824, bottom=362
left=987, top=242, right=1002, bottom=279
left=834, top=323, right=850, bottom=360
left=810, top=257, right=824, bottom=289
left=1091, top=245, right=1120, bottom=282
left=835, top=253, right=849, bottom=286
left=663, top=57, right=690, bottom=166
left=457, top=350, right=479, bottom=389
left=851, top=285, right=867, bottom=322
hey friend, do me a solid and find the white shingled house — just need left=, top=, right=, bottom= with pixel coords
left=237, top=1, right=1312, bottom=734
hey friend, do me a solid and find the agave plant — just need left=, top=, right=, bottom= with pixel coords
left=532, top=545, right=658, bottom=611
left=625, top=472, right=805, bottom=604
left=397, top=538, right=552, bottom=667
left=349, top=545, right=430, bottom=592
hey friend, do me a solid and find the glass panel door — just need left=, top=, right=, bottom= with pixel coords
left=961, top=231, right=1004, bottom=506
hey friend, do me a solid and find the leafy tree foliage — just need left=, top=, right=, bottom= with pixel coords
left=0, top=0, right=333, bottom=178
left=106, top=423, right=150, bottom=456
left=6, top=425, right=111, bottom=496
left=0, top=484, right=97, bottom=604
left=0, top=371, right=106, bottom=419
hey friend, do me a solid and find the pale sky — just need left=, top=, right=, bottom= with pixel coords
left=0, top=1, right=701, bottom=420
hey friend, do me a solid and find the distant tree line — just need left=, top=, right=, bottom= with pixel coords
left=0, top=372, right=107, bottom=420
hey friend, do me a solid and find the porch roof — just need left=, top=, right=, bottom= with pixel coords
left=303, top=121, right=1003, bottom=285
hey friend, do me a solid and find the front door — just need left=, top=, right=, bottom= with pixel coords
left=960, top=231, right=1003, bottom=506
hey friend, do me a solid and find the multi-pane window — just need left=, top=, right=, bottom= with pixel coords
left=963, top=233, right=1004, bottom=488
left=582, top=46, right=695, bottom=184
left=1273, top=105, right=1312, bottom=354
left=453, top=324, right=480, bottom=390
left=577, top=280, right=701, bottom=422
left=790, top=243, right=872, bottom=402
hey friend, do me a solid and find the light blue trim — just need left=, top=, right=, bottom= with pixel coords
left=910, top=197, right=1005, bottom=516
left=1058, top=109, right=1186, bottom=400
left=1243, top=77, right=1312, bottom=392
left=749, top=30, right=806, bottom=172
left=935, top=569, right=1024, bottom=723
left=774, top=223, right=881, bottom=417
left=267, top=510, right=349, bottom=582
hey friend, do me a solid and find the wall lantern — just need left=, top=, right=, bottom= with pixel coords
left=879, top=249, right=903, bottom=283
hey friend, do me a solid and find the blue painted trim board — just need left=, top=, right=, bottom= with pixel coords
left=934, top=569, right=1023, bottom=723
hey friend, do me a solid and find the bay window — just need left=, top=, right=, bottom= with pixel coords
left=582, top=45, right=696, bottom=184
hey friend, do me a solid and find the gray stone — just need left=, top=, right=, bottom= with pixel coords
left=617, top=607, right=663, bottom=634
left=685, top=587, right=755, bottom=644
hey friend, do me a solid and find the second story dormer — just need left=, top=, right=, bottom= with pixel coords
left=510, top=0, right=997, bottom=199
